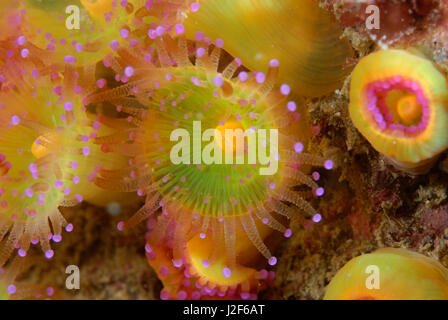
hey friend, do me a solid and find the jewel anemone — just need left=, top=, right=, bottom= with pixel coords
left=324, top=248, right=448, bottom=300
left=145, top=216, right=275, bottom=300
left=182, top=0, right=353, bottom=97
left=15, top=0, right=141, bottom=66
left=349, top=49, right=448, bottom=174
left=84, top=29, right=334, bottom=279
left=146, top=238, right=274, bottom=300
left=0, top=40, right=124, bottom=265
left=17, top=0, right=196, bottom=67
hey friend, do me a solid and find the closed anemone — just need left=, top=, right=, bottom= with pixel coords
left=85, top=29, right=334, bottom=277
left=349, top=49, right=448, bottom=174
left=182, top=0, right=353, bottom=97
left=324, top=248, right=448, bottom=300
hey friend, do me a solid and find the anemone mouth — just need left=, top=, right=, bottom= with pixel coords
left=364, top=76, right=430, bottom=136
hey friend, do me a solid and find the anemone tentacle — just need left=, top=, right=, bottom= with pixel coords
left=0, top=255, right=59, bottom=300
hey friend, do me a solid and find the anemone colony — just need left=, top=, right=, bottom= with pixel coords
left=0, top=0, right=447, bottom=300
